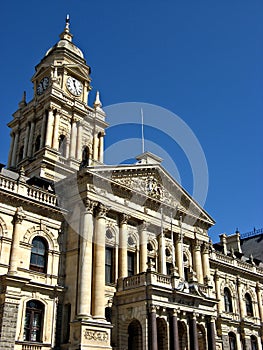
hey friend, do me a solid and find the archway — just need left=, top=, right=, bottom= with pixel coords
left=157, top=317, right=168, bottom=350
left=128, top=319, right=142, bottom=350
left=178, top=321, right=188, bottom=350
left=197, top=324, right=206, bottom=350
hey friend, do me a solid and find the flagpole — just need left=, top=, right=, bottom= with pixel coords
left=141, top=108, right=145, bottom=153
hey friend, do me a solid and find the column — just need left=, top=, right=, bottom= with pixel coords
left=92, top=203, right=108, bottom=318
left=27, top=120, right=35, bottom=157
left=40, top=111, right=47, bottom=148
left=98, top=131, right=105, bottom=163
left=77, top=200, right=96, bottom=318
left=175, top=233, right=184, bottom=279
left=118, top=214, right=129, bottom=278
left=207, top=316, right=216, bottom=350
left=76, top=121, right=83, bottom=160
left=45, top=109, right=54, bottom=147
left=214, top=269, right=223, bottom=313
left=256, top=283, right=263, bottom=322
left=189, top=313, right=198, bottom=350
left=139, top=221, right=148, bottom=272
left=70, top=118, right=77, bottom=158
left=193, top=239, right=203, bottom=284
left=52, top=112, right=60, bottom=150
left=9, top=207, right=26, bottom=274
left=23, top=123, right=30, bottom=158
left=171, top=309, right=180, bottom=350
left=149, top=305, right=158, bottom=350
left=93, top=132, right=99, bottom=161
left=7, top=133, right=15, bottom=167
left=202, top=242, right=211, bottom=283
left=237, top=276, right=245, bottom=318
left=11, top=131, right=19, bottom=167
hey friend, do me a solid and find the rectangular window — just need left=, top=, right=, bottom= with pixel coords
left=127, top=251, right=135, bottom=276
left=105, top=247, right=114, bottom=284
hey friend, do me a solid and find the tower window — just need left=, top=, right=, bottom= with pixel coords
left=34, top=135, right=41, bottom=153
left=23, top=300, right=44, bottom=342
left=58, top=135, right=67, bottom=157
left=30, top=236, right=48, bottom=273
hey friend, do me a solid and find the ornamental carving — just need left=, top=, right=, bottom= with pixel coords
left=84, top=329, right=108, bottom=342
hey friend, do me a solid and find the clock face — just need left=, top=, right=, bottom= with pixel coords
left=66, top=76, right=83, bottom=96
left=37, top=77, right=49, bottom=95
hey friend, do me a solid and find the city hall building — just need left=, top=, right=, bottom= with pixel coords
left=0, top=18, right=262, bottom=350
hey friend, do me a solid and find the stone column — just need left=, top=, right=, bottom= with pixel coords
left=98, top=131, right=105, bottom=163
left=175, top=233, right=184, bottom=279
left=214, top=270, right=223, bottom=313
left=256, top=282, right=263, bottom=322
left=93, top=132, right=99, bottom=161
left=92, top=203, right=108, bottom=319
left=118, top=214, right=129, bottom=278
left=77, top=200, right=96, bottom=318
left=40, top=112, right=47, bottom=148
left=207, top=316, right=216, bottom=350
left=237, top=276, right=245, bottom=319
left=70, top=118, right=77, bottom=158
left=149, top=305, right=158, bottom=350
left=45, top=109, right=54, bottom=147
left=9, top=207, right=26, bottom=274
left=52, top=112, right=60, bottom=150
left=193, top=239, right=203, bottom=284
left=65, top=138, right=70, bottom=159
left=27, top=119, right=35, bottom=157
left=139, top=221, right=148, bottom=272
left=189, top=313, right=198, bottom=350
left=171, top=309, right=180, bottom=350
left=8, top=133, right=15, bottom=167
left=23, top=123, right=30, bottom=158
left=202, top=242, right=211, bottom=283
left=11, top=131, right=19, bottom=167
left=76, top=121, right=83, bottom=160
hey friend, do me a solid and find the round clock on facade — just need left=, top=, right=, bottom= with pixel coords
left=66, top=76, right=83, bottom=96
left=36, top=77, right=49, bottom=95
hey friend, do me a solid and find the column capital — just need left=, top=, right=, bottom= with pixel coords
left=14, top=207, right=26, bottom=224
left=149, top=304, right=157, bottom=313
left=193, top=239, right=201, bottom=250
left=83, top=199, right=97, bottom=214
left=119, top=213, right=130, bottom=225
left=202, top=241, right=210, bottom=253
left=96, top=203, right=109, bottom=218
left=139, top=220, right=150, bottom=231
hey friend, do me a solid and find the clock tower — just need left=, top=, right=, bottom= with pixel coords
left=7, top=16, right=108, bottom=181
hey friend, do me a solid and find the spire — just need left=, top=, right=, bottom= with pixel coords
left=93, top=91, right=102, bottom=109
left=59, top=14, right=73, bottom=42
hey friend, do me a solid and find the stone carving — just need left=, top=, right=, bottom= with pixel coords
left=84, top=329, right=108, bottom=342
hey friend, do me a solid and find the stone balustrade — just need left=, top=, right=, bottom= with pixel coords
left=0, top=174, right=58, bottom=207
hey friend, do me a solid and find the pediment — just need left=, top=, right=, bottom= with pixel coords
left=87, top=163, right=214, bottom=227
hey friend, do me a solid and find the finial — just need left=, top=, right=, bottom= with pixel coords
left=19, top=91, right=27, bottom=108
left=65, top=14, right=70, bottom=32
left=59, top=14, right=73, bottom=42
left=93, top=91, right=102, bottom=109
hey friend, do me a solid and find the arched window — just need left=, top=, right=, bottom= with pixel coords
left=229, top=332, right=237, bottom=350
left=58, top=135, right=67, bottom=157
left=157, top=318, right=168, bottom=350
left=23, top=300, right=44, bottom=342
left=80, top=146, right=89, bottom=167
left=224, top=288, right=233, bottom=312
left=30, top=237, right=48, bottom=273
left=245, top=293, right=253, bottom=316
left=34, top=135, right=41, bottom=153
left=251, top=335, right=258, bottom=350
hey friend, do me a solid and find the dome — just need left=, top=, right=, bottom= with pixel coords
left=45, top=15, right=84, bottom=59
left=45, top=39, right=84, bottom=59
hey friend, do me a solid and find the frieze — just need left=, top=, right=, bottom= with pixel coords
left=84, top=329, right=108, bottom=342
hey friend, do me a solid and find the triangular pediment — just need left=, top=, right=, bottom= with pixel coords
left=86, top=162, right=215, bottom=227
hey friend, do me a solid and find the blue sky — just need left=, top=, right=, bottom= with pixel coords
left=0, top=1, right=262, bottom=242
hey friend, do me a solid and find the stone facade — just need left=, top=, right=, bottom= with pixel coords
left=0, top=17, right=262, bottom=350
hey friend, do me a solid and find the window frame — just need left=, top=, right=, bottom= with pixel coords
left=105, top=246, right=115, bottom=284
left=30, top=236, right=48, bottom=273
left=23, top=300, right=44, bottom=343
